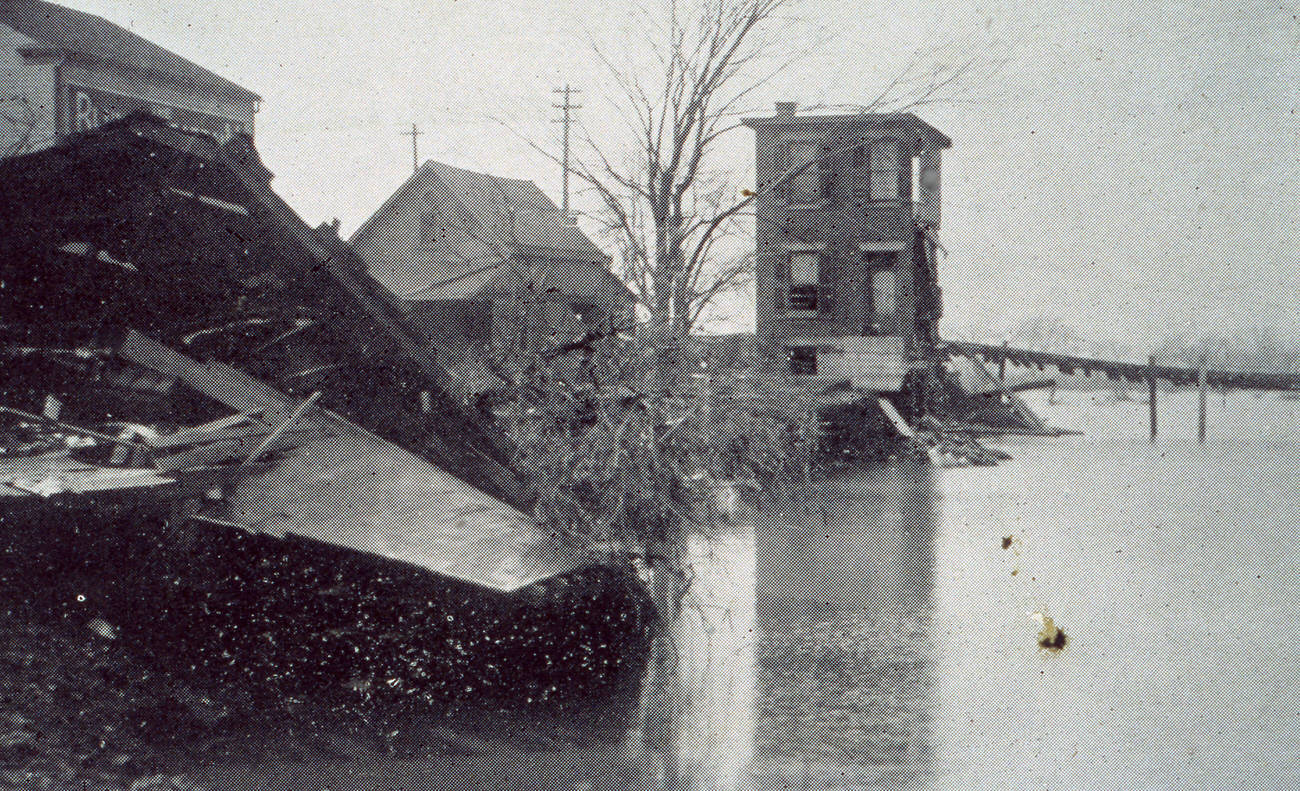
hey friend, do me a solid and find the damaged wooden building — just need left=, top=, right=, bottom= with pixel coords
left=349, top=161, right=634, bottom=380
left=0, top=115, right=649, bottom=705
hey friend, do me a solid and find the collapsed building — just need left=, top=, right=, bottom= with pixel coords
left=0, top=115, right=649, bottom=707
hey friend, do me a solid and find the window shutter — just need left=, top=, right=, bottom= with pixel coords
left=817, top=285, right=836, bottom=317
left=817, top=253, right=837, bottom=317
left=869, top=139, right=903, bottom=201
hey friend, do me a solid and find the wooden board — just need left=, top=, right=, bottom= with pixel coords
left=876, top=397, right=916, bottom=438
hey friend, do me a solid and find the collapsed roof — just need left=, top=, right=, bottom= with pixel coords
left=0, top=113, right=527, bottom=510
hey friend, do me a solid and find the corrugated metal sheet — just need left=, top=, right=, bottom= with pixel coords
left=222, top=430, right=589, bottom=592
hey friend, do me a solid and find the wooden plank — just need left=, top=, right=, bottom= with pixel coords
left=151, top=428, right=318, bottom=473
left=116, top=330, right=297, bottom=417
left=242, top=391, right=321, bottom=467
left=876, top=397, right=916, bottom=438
left=966, top=355, right=1050, bottom=431
left=150, top=413, right=272, bottom=448
left=0, top=405, right=152, bottom=450
left=970, top=378, right=1056, bottom=396
left=1, top=462, right=174, bottom=498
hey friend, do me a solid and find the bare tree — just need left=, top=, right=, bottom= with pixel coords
left=510, top=0, right=979, bottom=339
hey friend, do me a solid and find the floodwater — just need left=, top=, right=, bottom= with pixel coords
left=636, top=387, right=1300, bottom=790
left=44, top=387, right=1297, bottom=790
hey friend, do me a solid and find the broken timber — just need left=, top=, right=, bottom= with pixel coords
left=0, top=113, right=528, bottom=509
left=0, top=110, right=607, bottom=593
left=874, top=396, right=1010, bottom=466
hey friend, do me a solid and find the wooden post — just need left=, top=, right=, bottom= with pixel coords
left=1148, top=355, right=1158, bottom=441
left=999, top=341, right=1008, bottom=382
left=1197, top=353, right=1208, bottom=444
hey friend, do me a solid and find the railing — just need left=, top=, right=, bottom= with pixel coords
left=943, top=341, right=1300, bottom=392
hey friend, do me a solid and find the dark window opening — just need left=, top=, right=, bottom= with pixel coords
left=869, top=139, right=903, bottom=201
left=851, top=142, right=866, bottom=170
left=571, top=302, right=599, bottom=324
left=787, top=251, right=822, bottom=312
left=848, top=138, right=907, bottom=203
left=785, top=140, right=827, bottom=203
left=788, top=284, right=819, bottom=312
left=863, top=253, right=898, bottom=335
left=789, top=346, right=818, bottom=375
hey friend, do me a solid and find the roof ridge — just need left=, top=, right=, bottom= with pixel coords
left=0, top=0, right=258, bottom=100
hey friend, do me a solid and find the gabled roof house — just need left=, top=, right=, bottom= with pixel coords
left=350, top=161, right=633, bottom=357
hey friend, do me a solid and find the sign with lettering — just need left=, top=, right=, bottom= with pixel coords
left=63, top=85, right=248, bottom=143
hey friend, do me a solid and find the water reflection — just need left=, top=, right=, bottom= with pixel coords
left=622, top=529, right=757, bottom=791
left=753, top=461, right=939, bottom=791
left=614, top=460, right=939, bottom=791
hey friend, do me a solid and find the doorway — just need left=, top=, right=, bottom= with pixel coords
left=864, top=253, right=898, bottom=335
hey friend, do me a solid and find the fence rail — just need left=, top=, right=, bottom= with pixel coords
left=943, top=341, right=1300, bottom=393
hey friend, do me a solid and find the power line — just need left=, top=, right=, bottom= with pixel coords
left=552, top=85, right=582, bottom=223
left=401, top=122, right=422, bottom=174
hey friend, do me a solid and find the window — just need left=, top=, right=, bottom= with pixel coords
left=871, top=268, right=897, bottom=324
left=788, top=251, right=820, bottom=312
left=788, top=285, right=819, bottom=311
left=785, top=140, right=822, bottom=203
left=791, top=251, right=819, bottom=285
left=869, top=139, right=903, bottom=201
left=789, top=346, right=818, bottom=375
left=570, top=303, right=599, bottom=325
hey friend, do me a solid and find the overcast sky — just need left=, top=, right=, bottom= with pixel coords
left=68, top=0, right=1299, bottom=353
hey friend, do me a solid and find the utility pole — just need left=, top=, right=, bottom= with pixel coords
left=551, top=85, right=581, bottom=222
left=402, top=123, right=422, bottom=174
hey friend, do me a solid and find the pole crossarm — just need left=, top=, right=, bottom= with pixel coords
left=943, top=341, right=1300, bottom=393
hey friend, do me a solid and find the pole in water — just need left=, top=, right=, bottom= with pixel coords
left=1148, top=355, right=1158, bottom=441
left=1197, top=352, right=1208, bottom=444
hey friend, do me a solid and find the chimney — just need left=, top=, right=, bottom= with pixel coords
left=774, top=101, right=798, bottom=119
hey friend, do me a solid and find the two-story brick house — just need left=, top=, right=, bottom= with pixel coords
left=743, top=103, right=949, bottom=396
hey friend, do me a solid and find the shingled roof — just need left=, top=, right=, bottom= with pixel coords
left=0, top=0, right=258, bottom=101
left=351, top=161, right=631, bottom=305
